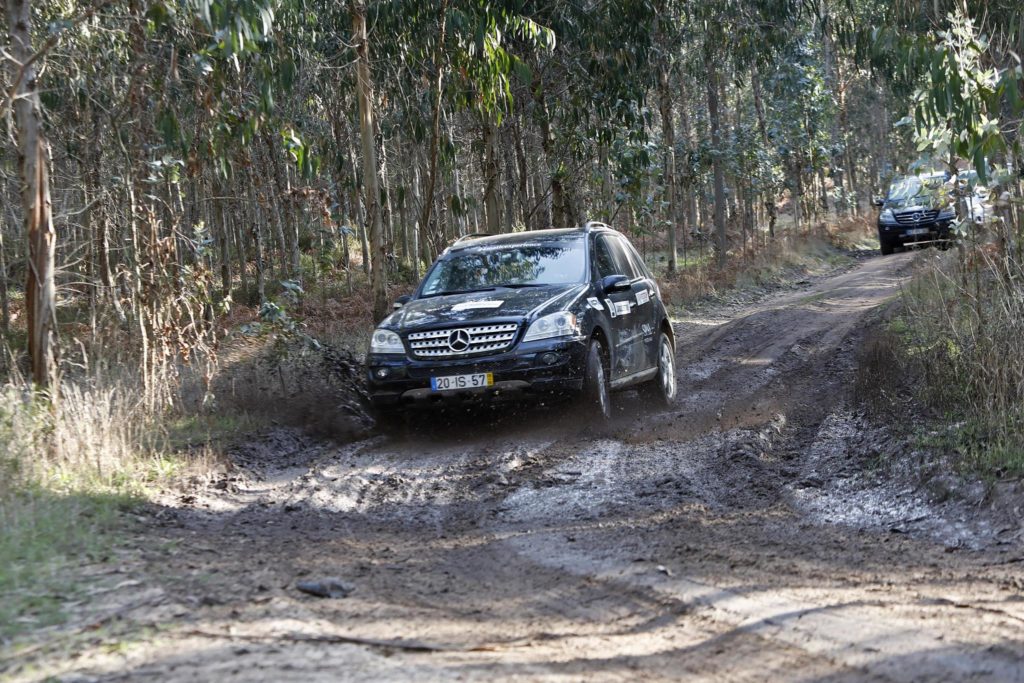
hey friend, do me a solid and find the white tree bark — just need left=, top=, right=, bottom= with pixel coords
left=351, top=0, right=388, bottom=320
left=5, top=0, right=58, bottom=391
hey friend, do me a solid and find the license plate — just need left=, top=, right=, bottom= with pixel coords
left=906, top=228, right=930, bottom=236
left=430, top=372, right=494, bottom=392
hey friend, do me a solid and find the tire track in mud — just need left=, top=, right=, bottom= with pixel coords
left=29, top=251, right=1024, bottom=683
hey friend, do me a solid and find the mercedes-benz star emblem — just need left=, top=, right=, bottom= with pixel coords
left=447, top=329, right=471, bottom=352
left=911, top=212, right=923, bottom=223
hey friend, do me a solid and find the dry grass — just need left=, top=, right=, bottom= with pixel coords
left=657, top=219, right=874, bottom=310
left=891, top=238, right=1024, bottom=476
left=0, top=365, right=226, bottom=640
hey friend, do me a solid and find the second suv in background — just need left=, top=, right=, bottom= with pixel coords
left=875, top=174, right=955, bottom=255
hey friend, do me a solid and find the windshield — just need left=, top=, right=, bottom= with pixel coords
left=421, top=240, right=587, bottom=297
left=886, top=176, right=945, bottom=207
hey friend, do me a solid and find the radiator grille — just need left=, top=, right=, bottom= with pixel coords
left=407, top=323, right=520, bottom=358
left=894, top=209, right=939, bottom=225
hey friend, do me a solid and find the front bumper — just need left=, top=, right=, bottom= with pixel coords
left=367, top=337, right=588, bottom=409
left=878, top=219, right=952, bottom=244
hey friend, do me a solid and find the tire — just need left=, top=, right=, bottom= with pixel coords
left=640, top=331, right=678, bottom=407
left=879, top=236, right=895, bottom=256
left=579, top=337, right=611, bottom=421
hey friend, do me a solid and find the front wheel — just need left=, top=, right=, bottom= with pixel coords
left=879, top=235, right=895, bottom=256
left=640, top=331, right=677, bottom=407
left=579, top=338, right=611, bottom=420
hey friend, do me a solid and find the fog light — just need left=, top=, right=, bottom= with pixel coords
left=375, top=367, right=390, bottom=379
left=540, top=352, right=559, bottom=365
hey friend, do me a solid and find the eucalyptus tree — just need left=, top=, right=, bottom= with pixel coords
left=688, top=0, right=798, bottom=264
left=654, top=0, right=685, bottom=272
left=4, top=0, right=57, bottom=390
left=351, top=0, right=388, bottom=320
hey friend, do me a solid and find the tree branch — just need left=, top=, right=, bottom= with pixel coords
left=0, top=0, right=112, bottom=122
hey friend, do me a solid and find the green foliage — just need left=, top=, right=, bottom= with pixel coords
left=0, top=487, right=131, bottom=640
left=871, top=6, right=1023, bottom=180
left=0, top=384, right=161, bottom=640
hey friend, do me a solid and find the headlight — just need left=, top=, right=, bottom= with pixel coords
left=939, top=206, right=955, bottom=218
left=880, top=209, right=895, bottom=222
left=522, top=312, right=579, bottom=342
left=370, top=328, right=404, bottom=354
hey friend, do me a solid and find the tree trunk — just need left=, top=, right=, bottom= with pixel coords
left=705, top=53, right=727, bottom=269
left=513, top=114, right=531, bottom=228
left=751, top=66, right=778, bottom=239
left=380, top=139, right=396, bottom=257
left=352, top=0, right=388, bottom=321
left=792, top=159, right=805, bottom=232
left=0, top=209, right=10, bottom=335
left=261, top=135, right=291, bottom=279
left=397, top=167, right=411, bottom=266
left=418, top=0, right=449, bottom=245
left=246, top=162, right=267, bottom=304
left=346, top=131, right=371, bottom=276
left=6, top=0, right=58, bottom=390
left=411, top=163, right=422, bottom=280
left=679, top=98, right=697, bottom=255
left=658, top=64, right=679, bottom=273
left=481, top=113, right=502, bottom=233
left=502, top=139, right=516, bottom=233
left=533, top=76, right=563, bottom=228
left=213, top=177, right=232, bottom=298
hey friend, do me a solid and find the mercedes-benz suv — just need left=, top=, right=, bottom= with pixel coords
left=875, top=174, right=955, bottom=254
left=366, top=223, right=676, bottom=420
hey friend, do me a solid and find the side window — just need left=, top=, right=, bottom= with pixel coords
left=593, top=236, right=621, bottom=278
left=618, top=237, right=652, bottom=280
left=608, top=236, right=641, bottom=280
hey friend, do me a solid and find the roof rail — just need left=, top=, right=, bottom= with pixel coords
left=452, top=232, right=494, bottom=244
left=583, top=220, right=612, bottom=232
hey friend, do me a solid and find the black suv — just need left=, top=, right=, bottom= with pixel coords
left=875, top=174, right=955, bottom=255
left=367, top=223, right=676, bottom=420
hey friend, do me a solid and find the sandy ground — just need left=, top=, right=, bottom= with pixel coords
left=5, top=251, right=1024, bottom=682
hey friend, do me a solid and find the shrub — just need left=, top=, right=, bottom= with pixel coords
left=896, top=244, right=1024, bottom=475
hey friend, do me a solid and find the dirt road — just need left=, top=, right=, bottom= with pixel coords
left=13, top=252, right=1024, bottom=682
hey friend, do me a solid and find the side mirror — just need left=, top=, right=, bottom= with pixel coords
left=600, top=274, right=631, bottom=294
left=872, top=198, right=884, bottom=208
left=393, top=295, right=412, bottom=310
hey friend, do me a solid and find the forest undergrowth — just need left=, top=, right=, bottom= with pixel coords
left=858, top=220, right=1024, bottom=478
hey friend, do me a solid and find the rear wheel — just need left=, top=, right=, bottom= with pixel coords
left=640, top=331, right=677, bottom=407
left=579, top=338, right=611, bottom=420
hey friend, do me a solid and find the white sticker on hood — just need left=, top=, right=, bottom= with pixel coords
left=451, top=300, right=504, bottom=312
left=587, top=297, right=604, bottom=311
left=635, top=289, right=650, bottom=306
left=614, top=300, right=633, bottom=316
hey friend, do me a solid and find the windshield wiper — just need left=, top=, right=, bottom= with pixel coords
left=422, top=287, right=496, bottom=298
left=496, top=283, right=545, bottom=289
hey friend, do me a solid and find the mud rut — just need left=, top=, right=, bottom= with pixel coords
left=34, top=253, right=1024, bottom=682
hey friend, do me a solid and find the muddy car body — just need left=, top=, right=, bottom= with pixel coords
left=366, top=223, right=676, bottom=418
